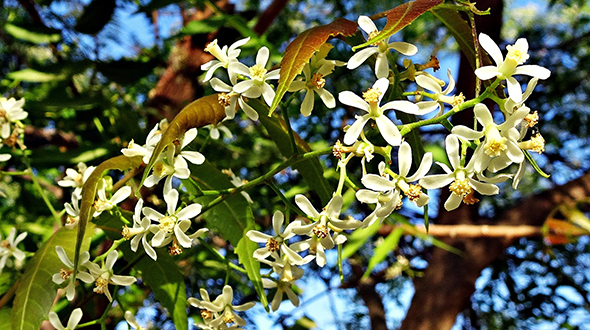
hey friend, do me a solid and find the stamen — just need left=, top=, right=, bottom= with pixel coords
left=60, top=268, right=73, bottom=280
left=484, top=137, right=508, bottom=157
left=310, top=73, right=325, bottom=89
left=201, top=309, right=213, bottom=320
left=265, top=238, right=280, bottom=252
left=524, top=111, right=539, bottom=128
left=249, top=64, right=267, bottom=81
left=449, top=179, right=472, bottom=196
left=313, top=224, right=329, bottom=239
left=362, top=87, right=381, bottom=104
left=158, top=216, right=176, bottom=233
left=333, top=140, right=344, bottom=159
left=405, top=184, right=423, bottom=202
left=462, top=191, right=479, bottom=205
left=218, top=92, right=232, bottom=107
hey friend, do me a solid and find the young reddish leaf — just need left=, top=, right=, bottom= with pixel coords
left=352, top=0, right=443, bottom=51
left=139, top=94, right=225, bottom=188
left=269, top=18, right=357, bottom=115
left=543, top=218, right=589, bottom=245
left=74, top=155, right=143, bottom=277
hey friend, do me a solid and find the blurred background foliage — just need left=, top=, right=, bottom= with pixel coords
left=1, top=0, right=590, bottom=329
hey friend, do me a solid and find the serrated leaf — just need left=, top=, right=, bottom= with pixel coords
left=180, top=16, right=226, bottom=35
left=250, top=99, right=332, bottom=204
left=140, top=94, right=225, bottom=188
left=352, top=0, right=443, bottom=51
left=342, top=220, right=381, bottom=260
left=4, top=23, right=61, bottom=44
left=430, top=8, right=477, bottom=70
left=362, top=227, right=403, bottom=279
left=185, top=162, right=267, bottom=309
left=269, top=18, right=357, bottom=115
left=12, top=224, right=94, bottom=330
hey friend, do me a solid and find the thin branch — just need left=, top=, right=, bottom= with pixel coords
left=401, top=224, right=543, bottom=238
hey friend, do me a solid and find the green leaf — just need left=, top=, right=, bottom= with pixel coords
left=0, top=308, right=11, bottom=330
left=352, top=0, right=443, bottom=51
left=180, top=16, right=227, bottom=35
left=251, top=100, right=333, bottom=204
left=342, top=220, right=381, bottom=260
left=185, top=162, right=267, bottom=309
left=236, top=233, right=268, bottom=310
left=430, top=8, right=477, bottom=70
left=7, top=68, right=66, bottom=82
left=12, top=224, right=94, bottom=330
left=4, top=23, right=61, bottom=44
left=269, top=18, right=357, bottom=115
left=136, top=250, right=188, bottom=330
left=96, top=59, right=157, bottom=85
left=362, top=227, right=403, bottom=279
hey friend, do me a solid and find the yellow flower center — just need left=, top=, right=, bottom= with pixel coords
left=222, top=310, right=234, bottom=324
left=60, top=268, right=73, bottom=280
left=265, top=237, right=280, bottom=252
left=249, top=64, right=267, bottom=81
left=201, top=309, right=213, bottom=320
left=310, top=73, right=325, bottom=89
left=154, top=161, right=175, bottom=178
left=449, top=179, right=472, bottom=196
left=462, top=191, right=479, bottom=205
left=333, top=140, right=344, bottom=159
left=452, top=93, right=465, bottom=107
left=1, top=240, right=9, bottom=248
left=484, top=137, right=508, bottom=157
left=368, top=30, right=381, bottom=46
left=524, top=111, right=539, bottom=128
left=122, top=225, right=131, bottom=240
left=506, top=44, right=529, bottom=65
left=218, top=92, right=232, bottom=107
left=530, top=134, right=545, bottom=154
left=94, top=276, right=109, bottom=295
left=313, top=224, right=329, bottom=239
left=405, top=184, right=423, bottom=202
left=363, top=87, right=381, bottom=104
left=158, top=216, right=176, bottom=233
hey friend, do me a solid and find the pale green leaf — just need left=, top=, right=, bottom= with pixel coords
left=4, top=23, right=61, bottom=44
left=362, top=227, right=403, bottom=279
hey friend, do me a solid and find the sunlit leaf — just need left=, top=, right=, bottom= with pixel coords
left=352, top=0, right=443, bottom=51
left=0, top=308, right=11, bottom=330
left=430, top=8, right=477, bottom=70
left=7, top=69, right=66, bottom=82
left=269, top=18, right=357, bottom=115
left=4, top=23, right=61, bottom=44
left=180, top=16, right=227, bottom=35
left=12, top=224, right=94, bottom=330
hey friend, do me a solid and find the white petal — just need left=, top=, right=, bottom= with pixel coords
left=338, top=91, right=369, bottom=112
left=301, top=90, right=314, bottom=117
left=343, top=115, right=370, bottom=145
left=375, top=115, right=401, bottom=146
left=416, top=75, right=442, bottom=93
left=67, top=308, right=83, bottom=330
left=256, top=47, right=270, bottom=66
left=246, top=230, right=272, bottom=243
left=469, top=178, right=499, bottom=195
left=356, top=189, right=380, bottom=203
left=176, top=203, right=202, bottom=220
left=375, top=53, right=389, bottom=79
left=514, top=65, right=551, bottom=80
left=316, top=88, right=335, bottom=108
left=474, top=66, right=500, bottom=80
left=388, top=42, right=418, bottom=56
left=407, top=152, right=433, bottom=182
left=506, top=77, right=523, bottom=103
left=181, top=151, right=205, bottom=165
left=362, top=174, right=396, bottom=191
left=347, top=48, right=378, bottom=70
left=272, top=211, right=284, bottom=235
left=444, top=194, right=463, bottom=211
left=295, top=194, right=320, bottom=218
left=479, top=33, right=504, bottom=66
left=110, top=274, right=137, bottom=286
left=358, top=15, right=377, bottom=34
left=398, top=142, right=412, bottom=177
left=452, top=125, right=484, bottom=140
left=446, top=134, right=460, bottom=169
left=419, top=173, right=455, bottom=189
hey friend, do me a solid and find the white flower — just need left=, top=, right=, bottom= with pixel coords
left=125, top=311, right=147, bottom=330
left=197, top=285, right=256, bottom=328
left=205, top=122, right=233, bottom=140
left=474, top=33, right=550, bottom=102
left=452, top=103, right=529, bottom=173
left=48, top=308, right=83, bottom=330
left=263, top=277, right=300, bottom=311
left=85, top=250, right=137, bottom=302
left=0, top=228, right=27, bottom=274
left=348, top=16, right=418, bottom=78
left=419, top=135, right=500, bottom=211
left=415, top=69, right=464, bottom=115
left=0, top=97, right=27, bottom=139
left=357, top=142, right=432, bottom=226
left=0, top=152, right=10, bottom=162
left=210, top=78, right=256, bottom=121
left=504, top=78, right=537, bottom=114
left=123, top=199, right=157, bottom=260
left=246, top=210, right=303, bottom=263
left=230, top=47, right=280, bottom=108
left=202, top=37, right=250, bottom=83
left=143, top=129, right=204, bottom=194
left=143, top=189, right=207, bottom=250
left=291, top=195, right=360, bottom=267
left=93, top=179, right=132, bottom=217
left=52, top=246, right=94, bottom=301
left=339, top=78, right=419, bottom=146
left=64, top=193, right=81, bottom=229
left=58, top=162, right=95, bottom=197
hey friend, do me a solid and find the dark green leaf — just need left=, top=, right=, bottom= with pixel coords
left=96, top=59, right=157, bottom=85
left=74, top=0, right=117, bottom=35
left=180, top=16, right=227, bottom=35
